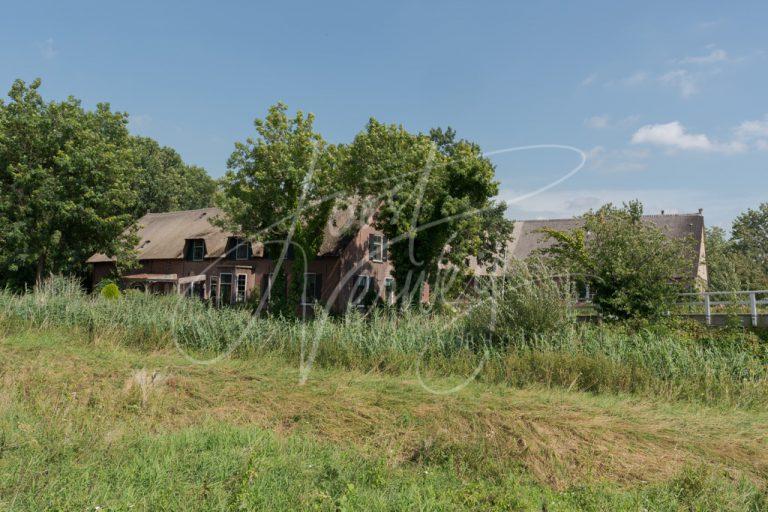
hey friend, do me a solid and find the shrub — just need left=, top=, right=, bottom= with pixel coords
left=541, top=200, right=694, bottom=319
left=463, top=258, right=574, bottom=344
left=100, top=283, right=121, bottom=300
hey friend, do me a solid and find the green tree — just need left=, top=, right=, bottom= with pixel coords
left=217, top=103, right=342, bottom=315
left=130, top=136, right=216, bottom=217
left=0, top=79, right=139, bottom=287
left=541, top=201, right=694, bottom=319
left=345, top=121, right=510, bottom=306
left=704, top=227, right=743, bottom=291
left=730, top=203, right=768, bottom=289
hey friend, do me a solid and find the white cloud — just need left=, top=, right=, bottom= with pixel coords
left=734, top=117, right=768, bottom=139
left=621, top=71, right=648, bottom=86
left=631, top=121, right=747, bottom=154
left=608, top=69, right=702, bottom=98
left=605, top=47, right=740, bottom=98
left=631, top=117, right=768, bottom=154
left=632, top=122, right=711, bottom=150
left=583, top=115, right=609, bottom=129
left=733, top=115, right=768, bottom=150
left=658, top=69, right=699, bottom=98
left=38, top=38, right=57, bottom=60
left=697, top=20, right=721, bottom=30
left=584, top=114, right=640, bottom=130
left=501, top=188, right=702, bottom=219
left=678, top=48, right=729, bottom=65
left=581, top=73, right=598, bottom=86
left=584, top=145, right=649, bottom=173
left=619, top=114, right=642, bottom=127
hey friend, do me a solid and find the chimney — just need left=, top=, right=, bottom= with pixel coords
left=698, top=208, right=703, bottom=215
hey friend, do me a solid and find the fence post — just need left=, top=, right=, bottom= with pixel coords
left=750, top=292, right=758, bottom=327
left=704, top=294, right=711, bottom=326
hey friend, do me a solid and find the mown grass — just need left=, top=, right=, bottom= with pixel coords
left=1, top=327, right=767, bottom=511
left=1, top=278, right=767, bottom=408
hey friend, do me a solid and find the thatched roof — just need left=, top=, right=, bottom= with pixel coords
left=87, top=205, right=366, bottom=263
left=507, top=214, right=705, bottom=260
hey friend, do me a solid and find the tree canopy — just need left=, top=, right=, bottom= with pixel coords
left=218, top=103, right=343, bottom=314
left=541, top=201, right=694, bottom=319
left=0, top=79, right=138, bottom=287
left=218, top=106, right=511, bottom=313
left=345, top=120, right=511, bottom=305
left=131, top=136, right=216, bottom=217
left=704, top=226, right=744, bottom=292
left=0, top=78, right=215, bottom=288
left=705, top=203, right=768, bottom=291
left=730, top=203, right=768, bottom=289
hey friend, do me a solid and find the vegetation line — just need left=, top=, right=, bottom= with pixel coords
left=2, top=277, right=767, bottom=409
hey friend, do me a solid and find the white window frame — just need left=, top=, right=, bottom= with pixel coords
left=191, top=239, right=205, bottom=261
left=369, top=234, right=384, bottom=262
left=236, top=273, right=248, bottom=303
left=264, top=273, right=273, bottom=301
left=190, top=281, right=204, bottom=299
left=209, top=275, right=219, bottom=305
left=356, top=275, right=371, bottom=290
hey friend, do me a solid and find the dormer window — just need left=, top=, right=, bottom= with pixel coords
left=185, top=239, right=206, bottom=261
left=227, top=237, right=252, bottom=260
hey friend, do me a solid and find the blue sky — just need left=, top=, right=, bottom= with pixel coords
left=2, top=0, right=766, bottom=228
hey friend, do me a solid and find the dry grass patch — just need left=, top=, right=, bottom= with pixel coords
left=1, top=327, right=767, bottom=494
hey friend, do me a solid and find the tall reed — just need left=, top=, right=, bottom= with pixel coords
left=1, top=276, right=766, bottom=407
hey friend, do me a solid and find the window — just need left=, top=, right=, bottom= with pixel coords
left=235, top=238, right=250, bottom=260
left=236, top=274, right=247, bottom=303
left=185, top=239, right=206, bottom=261
left=350, top=275, right=373, bottom=308
left=302, top=273, right=322, bottom=305
left=219, top=273, right=233, bottom=305
left=209, top=275, right=219, bottom=305
left=227, top=237, right=252, bottom=260
left=368, top=234, right=386, bottom=262
left=193, top=240, right=205, bottom=261
left=384, top=277, right=395, bottom=305
left=187, top=281, right=204, bottom=299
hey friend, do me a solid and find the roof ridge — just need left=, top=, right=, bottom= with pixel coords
left=519, top=213, right=702, bottom=223
left=141, top=207, right=222, bottom=217
left=518, top=217, right=580, bottom=222
left=643, top=213, right=703, bottom=217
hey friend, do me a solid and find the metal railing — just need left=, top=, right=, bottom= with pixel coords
left=677, top=290, right=768, bottom=326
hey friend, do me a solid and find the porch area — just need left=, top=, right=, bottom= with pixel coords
left=122, top=273, right=207, bottom=298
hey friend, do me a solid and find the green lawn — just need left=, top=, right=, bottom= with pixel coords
left=1, top=327, right=767, bottom=511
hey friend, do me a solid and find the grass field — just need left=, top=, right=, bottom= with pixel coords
left=2, top=280, right=768, bottom=409
left=1, top=325, right=767, bottom=511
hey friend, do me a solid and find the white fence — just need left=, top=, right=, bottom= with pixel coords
left=677, top=290, right=768, bottom=327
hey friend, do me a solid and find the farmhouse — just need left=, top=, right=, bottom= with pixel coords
left=87, top=205, right=400, bottom=313
left=88, top=207, right=708, bottom=309
left=506, top=211, right=708, bottom=288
